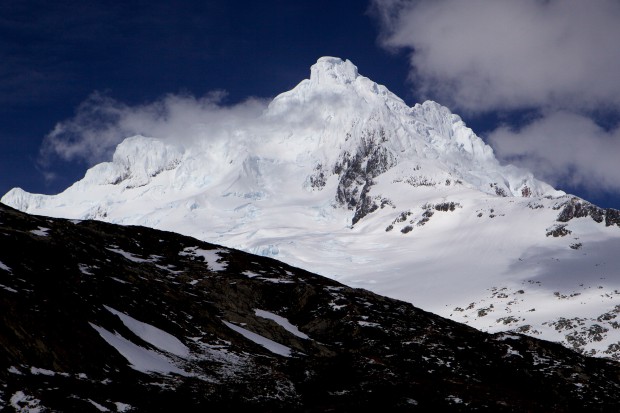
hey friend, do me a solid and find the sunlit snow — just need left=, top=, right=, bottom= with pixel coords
left=10, top=391, right=44, bottom=413
left=180, top=247, right=227, bottom=272
left=254, top=309, right=310, bottom=339
left=104, top=305, right=190, bottom=357
left=90, top=323, right=190, bottom=376
left=29, top=367, right=55, bottom=376
left=114, top=402, right=133, bottom=412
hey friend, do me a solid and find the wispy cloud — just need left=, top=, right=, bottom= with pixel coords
left=38, top=69, right=372, bottom=170
left=488, top=112, right=620, bottom=194
left=39, top=91, right=268, bottom=166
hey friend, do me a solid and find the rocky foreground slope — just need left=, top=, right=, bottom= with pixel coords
left=1, top=204, right=620, bottom=412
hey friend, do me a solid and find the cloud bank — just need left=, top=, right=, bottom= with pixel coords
left=372, top=0, right=620, bottom=194
left=38, top=74, right=373, bottom=173
left=372, top=0, right=620, bottom=112
left=40, top=91, right=268, bottom=166
left=488, top=112, right=620, bottom=194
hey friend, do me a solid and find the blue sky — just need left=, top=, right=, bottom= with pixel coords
left=2, top=0, right=619, bottom=209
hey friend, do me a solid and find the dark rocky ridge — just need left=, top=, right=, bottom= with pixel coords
left=1, top=204, right=620, bottom=412
left=556, top=197, right=620, bottom=227
left=332, top=128, right=397, bottom=225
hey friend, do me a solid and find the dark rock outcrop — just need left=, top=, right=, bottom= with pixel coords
left=556, top=197, right=620, bottom=227
left=606, top=208, right=620, bottom=227
left=335, top=129, right=397, bottom=225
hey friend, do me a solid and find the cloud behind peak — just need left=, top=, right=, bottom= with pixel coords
left=372, top=0, right=620, bottom=113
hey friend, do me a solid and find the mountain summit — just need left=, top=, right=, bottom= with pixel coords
left=3, top=57, right=620, bottom=359
left=310, top=56, right=359, bottom=85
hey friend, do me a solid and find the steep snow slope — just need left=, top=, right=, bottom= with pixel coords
left=4, top=57, right=620, bottom=358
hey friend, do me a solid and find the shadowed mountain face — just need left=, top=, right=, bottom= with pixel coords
left=1, top=203, right=620, bottom=412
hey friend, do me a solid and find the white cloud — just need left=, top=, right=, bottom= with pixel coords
left=372, top=0, right=620, bottom=113
left=40, top=91, right=268, bottom=166
left=38, top=75, right=370, bottom=171
left=488, top=112, right=620, bottom=193
left=371, top=0, right=620, bottom=196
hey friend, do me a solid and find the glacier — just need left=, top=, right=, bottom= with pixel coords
left=3, top=56, right=620, bottom=358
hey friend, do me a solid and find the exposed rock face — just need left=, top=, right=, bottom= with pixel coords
left=1, top=204, right=620, bottom=412
left=606, top=208, right=620, bottom=227
left=556, top=196, right=620, bottom=227
left=334, top=129, right=397, bottom=225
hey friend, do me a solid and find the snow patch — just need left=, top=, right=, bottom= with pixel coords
left=88, top=399, right=110, bottom=412
left=10, top=391, right=44, bottom=413
left=255, top=309, right=310, bottom=339
left=180, top=247, right=227, bottom=271
left=78, top=264, right=94, bottom=276
left=358, top=321, right=381, bottom=328
left=90, top=323, right=190, bottom=376
left=30, top=367, right=55, bottom=376
left=114, top=402, right=133, bottom=412
left=104, top=305, right=190, bottom=357
left=0, top=260, right=12, bottom=272
left=223, top=321, right=293, bottom=357
left=30, top=227, right=50, bottom=237
left=107, top=248, right=149, bottom=263
left=110, top=277, right=130, bottom=284
left=0, top=284, right=17, bottom=293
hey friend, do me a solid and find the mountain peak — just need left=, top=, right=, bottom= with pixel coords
left=4, top=57, right=620, bottom=363
left=309, top=56, right=359, bottom=85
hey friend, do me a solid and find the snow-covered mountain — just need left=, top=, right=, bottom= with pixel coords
left=4, top=56, right=620, bottom=359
